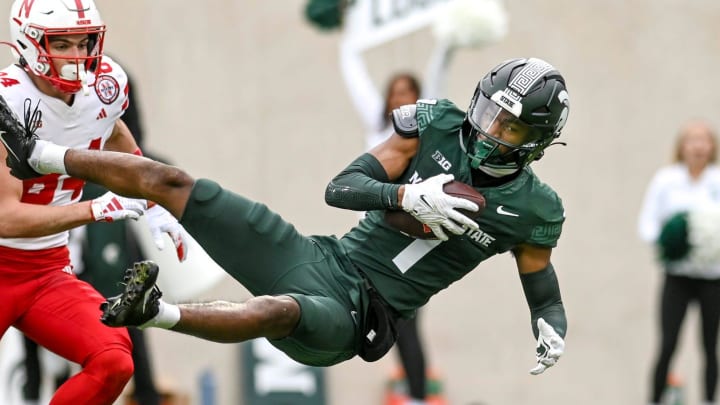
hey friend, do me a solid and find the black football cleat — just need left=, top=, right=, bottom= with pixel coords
left=101, top=260, right=162, bottom=327
left=0, top=96, right=42, bottom=179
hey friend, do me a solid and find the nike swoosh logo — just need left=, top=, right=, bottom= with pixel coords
left=419, top=194, right=433, bottom=208
left=496, top=205, right=519, bottom=217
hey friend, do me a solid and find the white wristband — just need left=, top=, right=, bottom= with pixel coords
left=29, top=140, right=69, bottom=175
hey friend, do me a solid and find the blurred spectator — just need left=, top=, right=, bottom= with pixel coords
left=638, top=120, right=720, bottom=405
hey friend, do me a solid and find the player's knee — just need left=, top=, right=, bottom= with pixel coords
left=84, top=348, right=134, bottom=389
left=252, top=295, right=301, bottom=339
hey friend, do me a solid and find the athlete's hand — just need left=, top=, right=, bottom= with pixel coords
left=145, top=204, right=188, bottom=262
left=90, top=191, right=147, bottom=222
left=401, top=173, right=480, bottom=240
left=529, top=318, right=565, bottom=375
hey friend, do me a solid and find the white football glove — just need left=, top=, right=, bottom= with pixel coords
left=529, top=318, right=565, bottom=375
left=401, top=173, right=480, bottom=240
left=145, top=204, right=188, bottom=262
left=90, top=191, right=147, bottom=223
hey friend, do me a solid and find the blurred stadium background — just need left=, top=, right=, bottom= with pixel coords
left=1, top=0, right=720, bottom=404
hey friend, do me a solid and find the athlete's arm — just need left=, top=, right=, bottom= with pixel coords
left=324, top=133, right=418, bottom=211
left=370, top=132, right=419, bottom=181
left=102, top=118, right=189, bottom=261
left=514, top=243, right=566, bottom=375
left=103, top=119, right=139, bottom=153
left=0, top=146, right=95, bottom=237
left=515, top=244, right=566, bottom=338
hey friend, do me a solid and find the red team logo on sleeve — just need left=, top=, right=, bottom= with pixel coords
left=94, top=75, right=119, bottom=104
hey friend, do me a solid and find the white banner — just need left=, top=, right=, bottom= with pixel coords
left=342, top=0, right=458, bottom=51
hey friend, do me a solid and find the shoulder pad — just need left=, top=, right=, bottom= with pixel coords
left=391, top=104, right=419, bottom=138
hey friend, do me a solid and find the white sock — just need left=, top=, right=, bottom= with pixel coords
left=29, top=140, right=68, bottom=174
left=139, top=300, right=181, bottom=330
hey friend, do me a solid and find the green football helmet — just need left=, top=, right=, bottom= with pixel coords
left=461, top=57, right=570, bottom=177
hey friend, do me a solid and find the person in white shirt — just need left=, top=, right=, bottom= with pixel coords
left=638, top=119, right=720, bottom=405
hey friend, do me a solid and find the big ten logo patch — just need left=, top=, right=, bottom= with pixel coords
left=432, top=150, right=452, bottom=171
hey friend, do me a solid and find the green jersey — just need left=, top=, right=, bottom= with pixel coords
left=339, top=99, right=565, bottom=316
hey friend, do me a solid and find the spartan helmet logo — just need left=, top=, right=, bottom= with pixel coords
left=554, top=90, right=570, bottom=134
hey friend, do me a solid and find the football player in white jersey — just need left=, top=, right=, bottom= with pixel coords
left=0, top=1, right=187, bottom=404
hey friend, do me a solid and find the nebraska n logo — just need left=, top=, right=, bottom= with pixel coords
left=17, top=0, right=36, bottom=18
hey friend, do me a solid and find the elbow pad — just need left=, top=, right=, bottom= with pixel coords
left=520, top=263, right=567, bottom=339
left=391, top=104, right=419, bottom=138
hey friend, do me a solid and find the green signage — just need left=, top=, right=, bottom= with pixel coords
left=241, top=339, right=326, bottom=405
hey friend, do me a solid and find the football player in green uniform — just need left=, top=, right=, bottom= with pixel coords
left=0, top=57, right=570, bottom=376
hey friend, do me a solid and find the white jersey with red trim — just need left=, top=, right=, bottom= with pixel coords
left=0, top=56, right=129, bottom=250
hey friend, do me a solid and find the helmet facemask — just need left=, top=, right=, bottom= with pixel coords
left=22, top=25, right=105, bottom=94
left=463, top=92, right=548, bottom=177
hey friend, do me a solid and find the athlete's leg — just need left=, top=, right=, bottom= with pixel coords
left=698, top=279, right=720, bottom=402
left=171, top=295, right=301, bottom=342
left=395, top=315, right=427, bottom=401
left=152, top=293, right=359, bottom=366
left=105, top=266, right=355, bottom=366
left=62, top=149, right=194, bottom=219
left=0, top=247, right=61, bottom=399
left=18, top=271, right=133, bottom=405
left=96, top=176, right=362, bottom=365
left=651, top=275, right=691, bottom=403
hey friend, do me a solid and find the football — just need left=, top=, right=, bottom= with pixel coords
left=384, top=180, right=486, bottom=239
